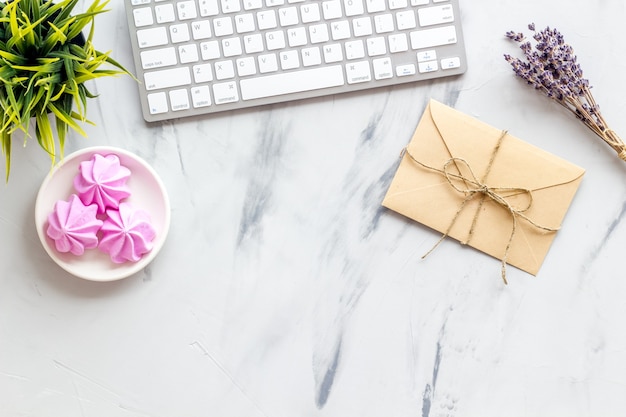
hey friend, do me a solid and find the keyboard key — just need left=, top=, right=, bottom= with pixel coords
left=199, top=0, right=219, bottom=15
left=222, top=37, right=243, bottom=56
left=418, top=60, right=438, bottom=73
left=200, top=40, right=221, bottom=59
left=322, top=0, right=342, bottom=19
left=389, top=0, right=407, bottom=9
left=365, top=0, right=385, bottom=13
left=193, top=63, right=214, bottom=82
left=396, top=63, right=415, bottom=76
left=396, top=10, right=416, bottom=30
left=441, top=56, right=461, bottom=69
left=301, top=46, right=322, bottom=66
left=345, top=40, right=365, bottom=59
left=258, top=53, right=279, bottom=72
left=147, top=92, right=169, bottom=114
left=410, top=25, right=457, bottom=49
left=137, top=27, right=168, bottom=48
left=243, top=34, right=264, bottom=53
left=278, top=7, right=299, bottom=26
left=144, top=67, right=192, bottom=90
left=215, top=60, right=236, bottom=79
left=191, top=20, right=212, bottom=39
left=177, top=1, right=198, bottom=20
left=243, top=0, right=263, bottom=10
left=374, top=14, right=394, bottom=33
left=323, top=43, right=343, bottom=62
left=343, top=0, right=364, bottom=16
left=265, top=30, right=286, bottom=49
left=213, top=17, right=234, bottom=36
left=346, top=60, right=371, bottom=83
left=257, top=10, right=277, bottom=29
left=287, top=27, right=307, bottom=46
left=133, top=7, right=153, bottom=27
left=213, top=81, right=240, bottom=104
left=235, top=13, right=256, bottom=32
left=179, top=44, right=199, bottom=63
left=309, top=23, right=329, bottom=43
left=372, top=57, right=393, bottom=79
left=388, top=33, right=408, bottom=52
left=191, top=86, right=212, bottom=107
left=330, top=20, right=350, bottom=40
left=155, top=4, right=175, bottom=23
left=240, top=65, right=344, bottom=100
left=236, top=57, right=257, bottom=76
left=140, top=47, right=177, bottom=69
left=169, top=89, right=190, bottom=110
left=170, top=24, right=191, bottom=43
left=300, top=3, right=321, bottom=23
left=221, top=0, right=242, bottom=13
left=417, top=49, right=436, bottom=62
left=418, top=4, right=454, bottom=27
left=352, top=17, right=372, bottom=37
left=280, top=50, right=300, bottom=69
left=366, top=37, right=386, bottom=56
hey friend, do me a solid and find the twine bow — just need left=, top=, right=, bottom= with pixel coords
left=403, top=130, right=559, bottom=284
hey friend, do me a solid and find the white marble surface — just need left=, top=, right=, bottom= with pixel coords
left=3, top=0, right=626, bottom=415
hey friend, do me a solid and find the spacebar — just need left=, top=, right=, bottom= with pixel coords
left=240, top=66, right=345, bottom=101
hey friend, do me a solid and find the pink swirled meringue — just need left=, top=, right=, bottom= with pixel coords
left=46, top=194, right=103, bottom=256
left=98, top=202, right=156, bottom=263
left=74, top=153, right=131, bottom=214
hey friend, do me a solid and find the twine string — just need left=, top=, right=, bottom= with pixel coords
left=402, top=130, right=559, bottom=284
left=602, top=129, right=626, bottom=161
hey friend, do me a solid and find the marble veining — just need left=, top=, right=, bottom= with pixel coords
left=3, top=0, right=626, bottom=416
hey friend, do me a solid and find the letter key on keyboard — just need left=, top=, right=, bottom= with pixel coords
left=125, top=0, right=467, bottom=122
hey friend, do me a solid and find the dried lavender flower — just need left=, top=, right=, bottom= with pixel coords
left=504, top=23, right=626, bottom=161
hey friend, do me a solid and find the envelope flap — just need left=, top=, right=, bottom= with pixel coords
left=428, top=99, right=585, bottom=192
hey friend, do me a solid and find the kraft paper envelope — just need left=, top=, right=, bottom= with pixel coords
left=382, top=99, right=585, bottom=277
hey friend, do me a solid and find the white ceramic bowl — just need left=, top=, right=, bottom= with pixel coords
left=35, top=146, right=171, bottom=281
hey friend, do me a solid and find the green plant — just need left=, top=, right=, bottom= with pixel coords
left=0, top=0, right=132, bottom=181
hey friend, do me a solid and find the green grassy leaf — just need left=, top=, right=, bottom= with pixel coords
left=0, top=49, right=28, bottom=65
left=35, top=110, right=55, bottom=159
left=1, top=127, right=10, bottom=182
left=48, top=100, right=86, bottom=137
left=10, top=59, right=62, bottom=73
left=48, top=0, right=79, bottom=24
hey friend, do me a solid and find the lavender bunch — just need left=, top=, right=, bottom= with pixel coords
left=504, top=23, right=626, bottom=161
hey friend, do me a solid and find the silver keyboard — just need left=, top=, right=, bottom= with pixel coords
left=125, top=0, right=467, bottom=122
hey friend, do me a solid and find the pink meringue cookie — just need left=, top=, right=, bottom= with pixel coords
left=46, top=194, right=104, bottom=256
left=98, top=202, right=156, bottom=263
left=74, top=153, right=131, bottom=214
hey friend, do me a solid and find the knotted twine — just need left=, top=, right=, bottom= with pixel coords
left=602, top=128, right=626, bottom=162
left=402, top=130, right=559, bottom=284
